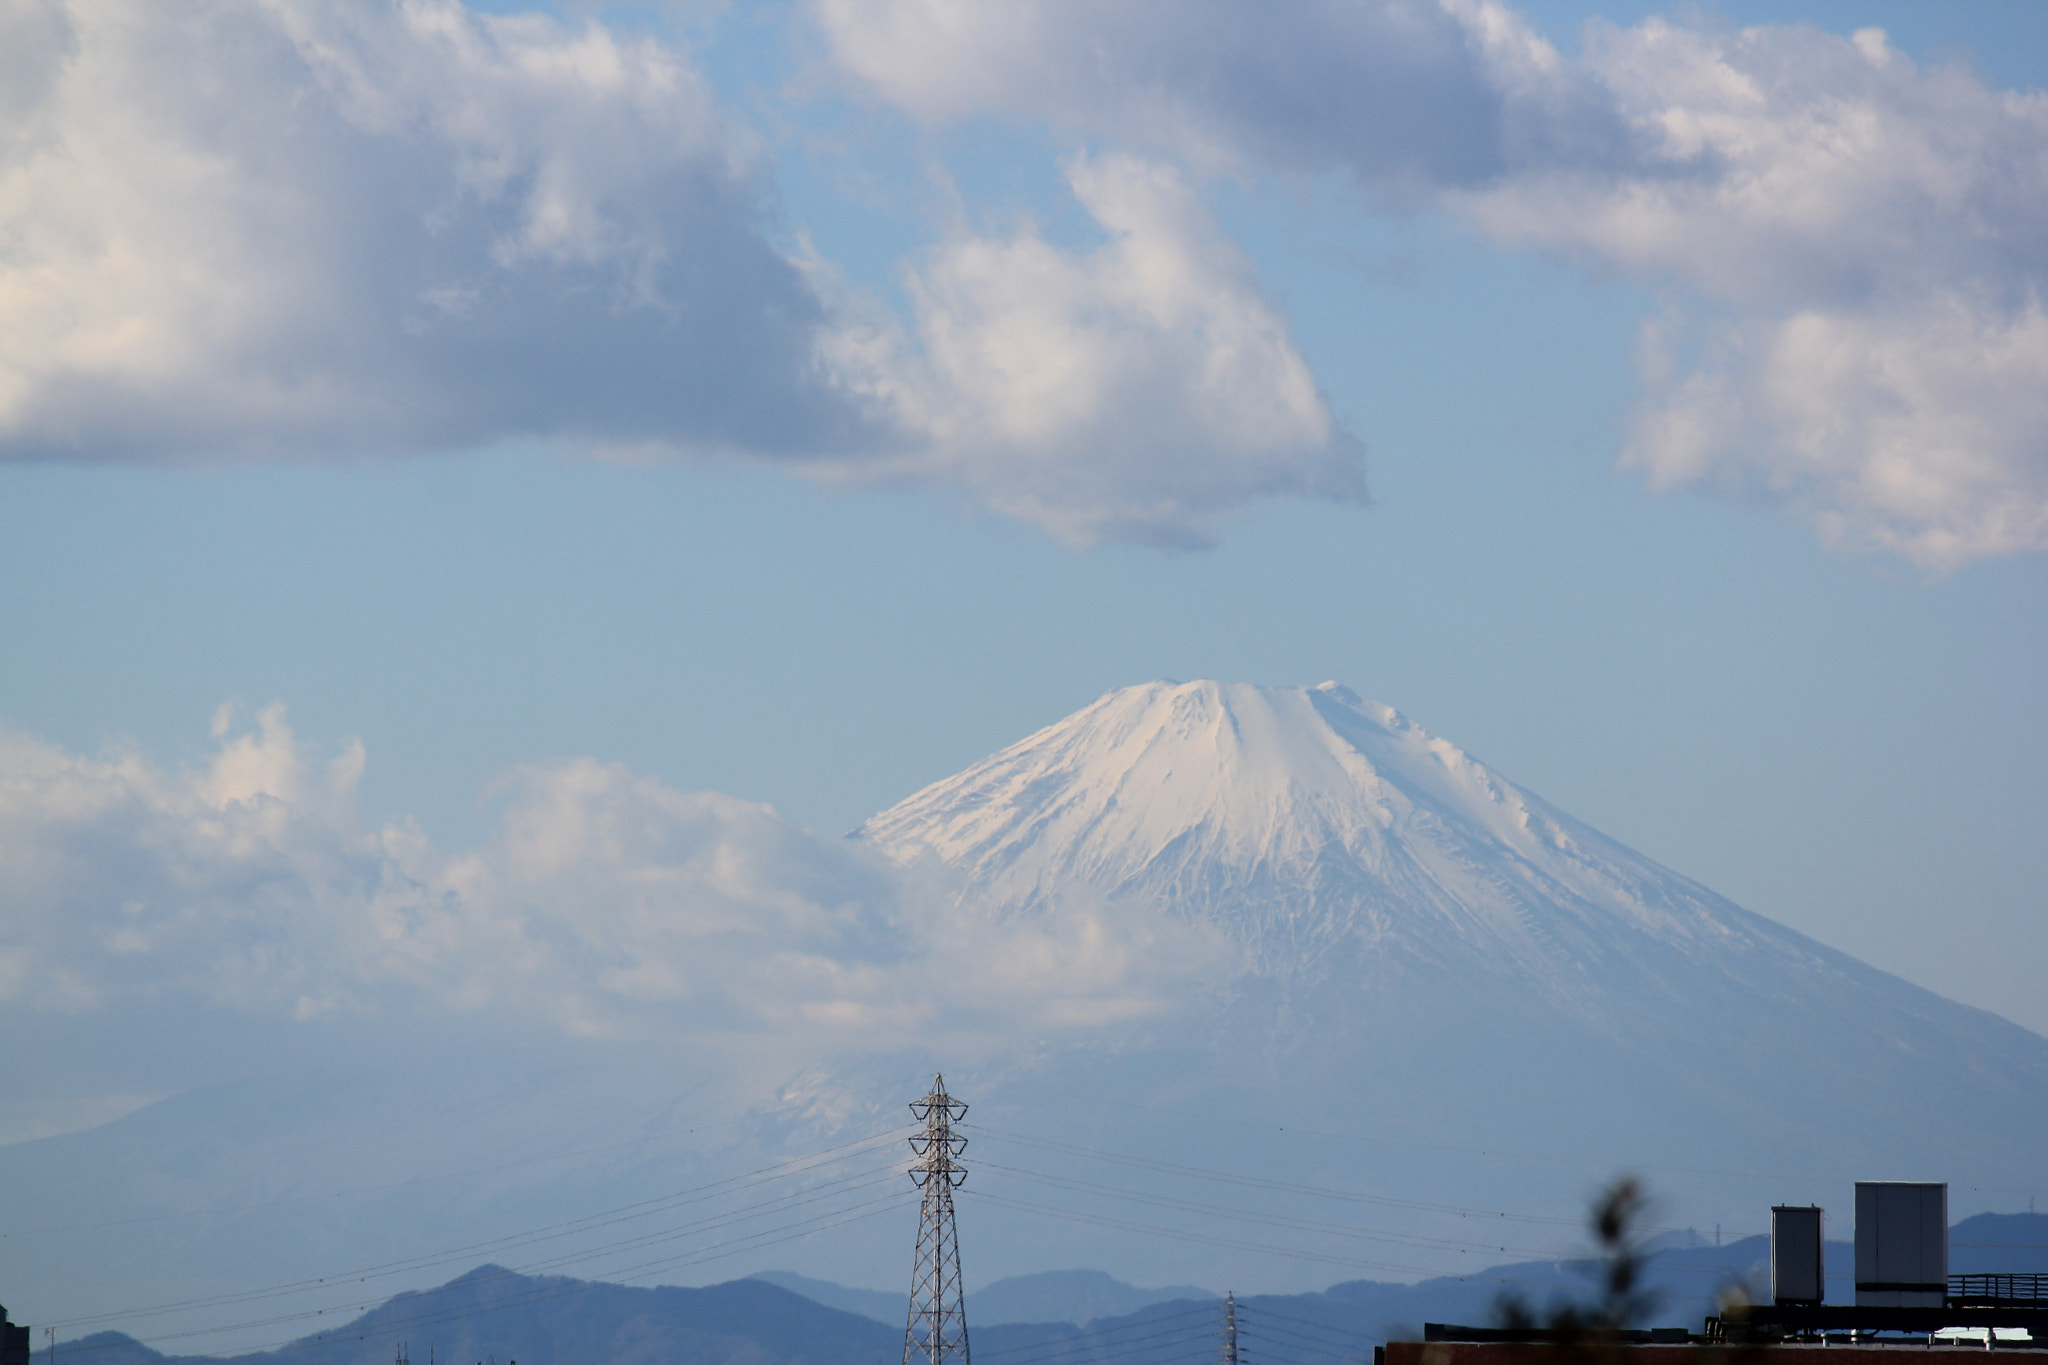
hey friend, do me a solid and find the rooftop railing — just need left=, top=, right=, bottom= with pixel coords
left=1951, top=1274, right=2048, bottom=1307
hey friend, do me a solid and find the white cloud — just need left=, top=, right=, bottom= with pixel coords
left=33, top=0, right=2033, bottom=558
left=0, top=705, right=406, bottom=1016
left=813, top=0, right=1515, bottom=193
left=0, top=0, right=876, bottom=463
left=0, top=1091, right=157, bottom=1147
left=815, top=0, right=2048, bottom=565
left=0, top=0, right=1367, bottom=549
left=1624, top=295, right=2048, bottom=564
left=1463, top=17, right=2048, bottom=567
left=817, top=153, right=1364, bottom=546
left=0, top=709, right=1220, bottom=1054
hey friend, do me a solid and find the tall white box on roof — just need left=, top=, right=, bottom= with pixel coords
left=1855, top=1182, right=1947, bottom=1308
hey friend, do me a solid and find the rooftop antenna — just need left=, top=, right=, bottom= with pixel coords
left=903, top=1074, right=970, bottom=1365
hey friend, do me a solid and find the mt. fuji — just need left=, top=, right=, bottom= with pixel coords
left=852, top=681, right=2048, bottom=1213
left=860, top=679, right=1822, bottom=991
left=6, top=681, right=2045, bottom=1337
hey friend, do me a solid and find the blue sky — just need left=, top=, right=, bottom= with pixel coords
left=2, top=0, right=2046, bottom=1094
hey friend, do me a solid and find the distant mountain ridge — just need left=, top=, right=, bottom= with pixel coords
left=57, top=1216, right=2048, bottom=1365
left=59, top=1269, right=900, bottom=1365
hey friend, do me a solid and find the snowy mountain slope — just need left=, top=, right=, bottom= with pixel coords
left=7, top=681, right=2044, bottom=1340
left=852, top=680, right=2048, bottom=1185
left=855, top=683, right=1967, bottom=1007
left=855, top=680, right=1812, bottom=986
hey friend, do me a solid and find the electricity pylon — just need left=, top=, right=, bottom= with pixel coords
left=1221, top=1292, right=1239, bottom=1365
left=903, top=1074, right=971, bottom=1365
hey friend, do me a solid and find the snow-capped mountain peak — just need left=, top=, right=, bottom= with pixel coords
left=855, top=680, right=1747, bottom=982
left=846, top=679, right=2048, bottom=1215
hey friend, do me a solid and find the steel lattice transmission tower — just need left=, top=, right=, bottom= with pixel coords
left=903, top=1075, right=971, bottom=1365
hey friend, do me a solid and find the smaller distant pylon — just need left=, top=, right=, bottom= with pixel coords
left=1220, top=1291, right=1238, bottom=1365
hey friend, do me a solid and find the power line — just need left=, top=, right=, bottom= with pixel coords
left=986, top=1339, right=1218, bottom=1365
left=1020, top=1087, right=1864, bottom=1188
left=970, top=1159, right=1564, bottom=1261
left=62, top=1185, right=917, bottom=1359
left=505, top=1167, right=906, bottom=1278
left=40, top=1081, right=1831, bottom=1365
left=1237, top=1308, right=1384, bottom=1356
left=1241, top=1321, right=1369, bottom=1362
left=79, top=1187, right=896, bottom=1350
left=974, top=1317, right=1219, bottom=1365
left=967, top=1189, right=1458, bottom=1279
left=46, top=1141, right=915, bottom=1364
left=968, top=1187, right=1664, bottom=1300
left=49, top=1126, right=913, bottom=1331
left=972, top=1306, right=1221, bottom=1363
left=964, top=1126, right=1607, bottom=1233
left=1244, top=1324, right=1358, bottom=1357
left=1, top=1121, right=770, bottom=1242
left=89, top=1086, right=962, bottom=1359
left=1239, top=1307, right=1380, bottom=1346
left=965, top=1125, right=1762, bottom=1270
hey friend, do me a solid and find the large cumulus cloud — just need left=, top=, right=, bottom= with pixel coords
left=0, top=707, right=1220, bottom=1053
left=0, top=0, right=1361, bottom=547
left=817, top=0, right=2048, bottom=566
left=0, top=0, right=855, bottom=461
left=821, top=153, right=1364, bottom=546
left=1464, top=17, right=2048, bottom=566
